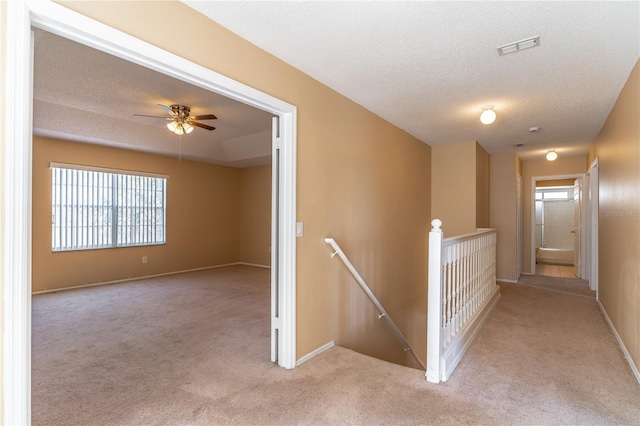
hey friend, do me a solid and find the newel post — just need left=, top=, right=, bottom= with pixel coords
left=426, top=219, right=443, bottom=383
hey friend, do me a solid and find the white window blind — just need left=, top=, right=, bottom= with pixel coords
left=51, top=163, right=167, bottom=251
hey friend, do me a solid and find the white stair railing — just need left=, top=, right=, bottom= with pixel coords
left=426, top=219, right=500, bottom=383
left=325, top=238, right=426, bottom=370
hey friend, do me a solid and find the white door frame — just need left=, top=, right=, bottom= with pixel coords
left=587, top=158, right=599, bottom=296
left=530, top=174, right=586, bottom=277
left=3, top=1, right=297, bottom=424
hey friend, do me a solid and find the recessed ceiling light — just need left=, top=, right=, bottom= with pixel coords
left=528, top=127, right=541, bottom=133
left=546, top=150, right=558, bottom=161
left=498, top=36, right=540, bottom=56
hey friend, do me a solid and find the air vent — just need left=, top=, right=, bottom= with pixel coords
left=498, top=36, right=540, bottom=56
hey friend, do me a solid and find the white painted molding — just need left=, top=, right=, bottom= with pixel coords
left=296, top=341, right=335, bottom=366
left=238, top=262, right=271, bottom=269
left=31, top=263, right=249, bottom=295
left=3, top=2, right=33, bottom=425
left=597, top=301, right=640, bottom=385
left=496, top=278, right=519, bottom=284
left=441, top=287, right=501, bottom=381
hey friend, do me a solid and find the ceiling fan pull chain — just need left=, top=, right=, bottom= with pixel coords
left=179, top=134, right=182, bottom=163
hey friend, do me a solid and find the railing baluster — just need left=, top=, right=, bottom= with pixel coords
left=427, top=222, right=499, bottom=383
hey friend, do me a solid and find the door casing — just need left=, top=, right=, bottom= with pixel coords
left=2, top=1, right=298, bottom=424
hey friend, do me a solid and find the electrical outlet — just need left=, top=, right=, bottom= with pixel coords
left=142, top=256, right=148, bottom=264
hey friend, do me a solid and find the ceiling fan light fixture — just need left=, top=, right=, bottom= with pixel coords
left=183, top=122, right=194, bottom=134
left=480, top=105, right=496, bottom=125
left=546, top=150, right=558, bottom=161
left=167, top=121, right=178, bottom=132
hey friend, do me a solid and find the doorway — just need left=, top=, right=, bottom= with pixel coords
left=530, top=174, right=586, bottom=280
left=4, top=2, right=297, bottom=423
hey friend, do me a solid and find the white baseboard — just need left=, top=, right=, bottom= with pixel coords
left=296, top=341, right=335, bottom=366
left=238, top=262, right=271, bottom=269
left=33, top=262, right=248, bottom=295
left=441, top=285, right=501, bottom=382
left=497, top=278, right=519, bottom=283
left=597, top=300, right=640, bottom=385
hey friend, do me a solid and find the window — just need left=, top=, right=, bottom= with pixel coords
left=51, top=163, right=167, bottom=251
left=535, top=186, right=572, bottom=201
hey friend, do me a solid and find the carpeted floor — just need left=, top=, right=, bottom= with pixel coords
left=516, top=273, right=596, bottom=298
left=32, top=265, right=640, bottom=425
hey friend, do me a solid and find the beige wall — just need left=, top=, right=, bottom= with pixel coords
left=432, top=140, right=489, bottom=237
left=476, top=142, right=490, bottom=228
left=32, top=136, right=249, bottom=292
left=490, top=152, right=519, bottom=281
left=239, top=165, right=271, bottom=266
left=536, top=179, right=575, bottom=187
left=432, top=141, right=477, bottom=236
left=521, top=156, right=587, bottom=274
left=55, top=1, right=432, bottom=367
left=590, top=60, right=639, bottom=371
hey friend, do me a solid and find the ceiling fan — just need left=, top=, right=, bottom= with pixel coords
left=134, top=104, right=217, bottom=135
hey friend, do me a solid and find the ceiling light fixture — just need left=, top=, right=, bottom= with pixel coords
left=480, top=105, right=496, bottom=125
left=546, top=150, right=558, bottom=161
left=167, top=119, right=194, bottom=135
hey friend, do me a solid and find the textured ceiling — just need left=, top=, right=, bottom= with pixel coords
left=33, top=28, right=274, bottom=167
left=183, top=1, right=639, bottom=160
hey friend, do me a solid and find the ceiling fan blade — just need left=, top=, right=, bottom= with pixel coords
left=191, top=114, right=217, bottom=121
left=133, top=114, right=172, bottom=119
left=191, top=121, right=216, bottom=131
left=156, top=104, right=175, bottom=116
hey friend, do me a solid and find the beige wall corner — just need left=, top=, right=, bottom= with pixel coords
left=521, top=156, right=587, bottom=274
left=490, top=152, right=518, bottom=281
left=475, top=142, right=490, bottom=228
left=239, top=165, right=271, bottom=266
left=590, top=60, right=639, bottom=372
left=431, top=141, right=477, bottom=237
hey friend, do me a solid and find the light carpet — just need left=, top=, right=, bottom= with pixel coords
left=32, top=265, right=639, bottom=425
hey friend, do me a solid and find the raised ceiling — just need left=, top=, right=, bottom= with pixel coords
left=33, top=28, right=274, bottom=167
left=183, top=1, right=639, bottom=160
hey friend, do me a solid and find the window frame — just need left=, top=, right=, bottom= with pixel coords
left=50, top=162, right=168, bottom=252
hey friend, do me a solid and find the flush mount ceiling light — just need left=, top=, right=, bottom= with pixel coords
left=546, top=150, right=558, bottom=161
left=497, top=36, right=540, bottom=56
left=480, top=105, right=497, bottom=125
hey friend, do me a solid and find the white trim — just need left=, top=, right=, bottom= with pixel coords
left=296, top=341, right=335, bottom=366
left=597, top=301, right=640, bottom=384
left=50, top=161, right=170, bottom=179
left=238, top=262, right=271, bottom=269
left=497, top=278, right=519, bottom=283
left=587, top=158, right=599, bottom=295
left=4, top=0, right=298, bottom=420
left=441, top=287, right=501, bottom=381
left=31, top=262, right=249, bottom=295
left=3, top=2, right=33, bottom=424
